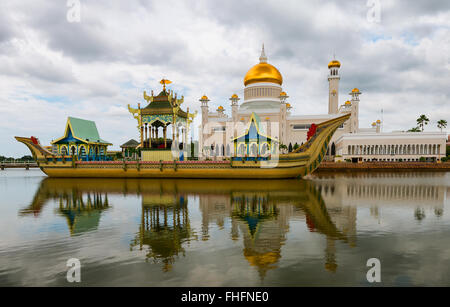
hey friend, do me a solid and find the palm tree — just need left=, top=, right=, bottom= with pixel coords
left=416, top=115, right=430, bottom=132
left=407, top=127, right=421, bottom=132
left=437, top=119, right=447, bottom=132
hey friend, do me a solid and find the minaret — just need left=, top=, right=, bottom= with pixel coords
left=230, top=94, right=240, bottom=139
left=279, top=92, right=289, bottom=145
left=349, top=88, right=361, bottom=133
left=200, top=95, right=210, bottom=153
left=328, top=58, right=341, bottom=114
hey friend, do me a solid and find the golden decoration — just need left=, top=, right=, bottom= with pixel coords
left=328, top=60, right=341, bottom=69
left=244, top=63, right=283, bottom=86
left=160, top=79, right=172, bottom=90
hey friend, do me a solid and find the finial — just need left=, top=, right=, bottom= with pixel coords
left=160, top=78, right=172, bottom=90
left=259, top=43, right=267, bottom=63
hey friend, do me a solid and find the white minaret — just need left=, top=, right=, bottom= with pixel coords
left=230, top=94, right=239, bottom=122
left=328, top=59, right=341, bottom=114
left=349, top=88, right=361, bottom=133
left=199, top=95, right=210, bottom=154
left=279, top=92, right=289, bottom=145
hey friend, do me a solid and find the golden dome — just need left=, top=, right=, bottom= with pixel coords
left=352, top=88, right=360, bottom=93
left=372, top=122, right=376, bottom=126
left=286, top=103, right=291, bottom=108
left=376, top=119, right=381, bottom=123
left=231, top=94, right=238, bottom=99
left=345, top=100, right=351, bottom=105
left=217, top=106, right=224, bottom=110
left=244, top=63, right=283, bottom=86
left=280, top=91, right=287, bottom=96
left=200, top=95, right=208, bottom=100
left=328, top=60, right=341, bottom=69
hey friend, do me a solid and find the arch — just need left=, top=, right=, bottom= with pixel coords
left=61, top=146, right=68, bottom=155
left=70, top=146, right=76, bottom=156
left=331, top=142, right=336, bottom=156
left=238, top=144, right=245, bottom=156
left=79, top=145, right=87, bottom=156
left=260, top=142, right=269, bottom=157
left=250, top=143, right=257, bottom=156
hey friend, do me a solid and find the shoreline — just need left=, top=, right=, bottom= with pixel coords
left=315, top=161, right=450, bottom=172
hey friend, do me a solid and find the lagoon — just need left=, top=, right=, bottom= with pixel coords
left=0, top=169, right=449, bottom=286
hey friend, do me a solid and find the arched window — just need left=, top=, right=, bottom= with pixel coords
left=238, top=144, right=245, bottom=156
left=61, top=146, right=68, bottom=155
left=261, top=143, right=269, bottom=157
left=79, top=146, right=86, bottom=156
left=71, top=146, right=76, bottom=156
left=250, top=143, right=257, bottom=156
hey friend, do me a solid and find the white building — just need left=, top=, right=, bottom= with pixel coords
left=198, top=45, right=447, bottom=161
left=336, top=132, right=447, bottom=162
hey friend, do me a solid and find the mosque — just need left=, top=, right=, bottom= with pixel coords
left=198, top=45, right=447, bottom=162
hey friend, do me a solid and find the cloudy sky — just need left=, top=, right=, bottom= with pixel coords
left=1, top=0, right=449, bottom=157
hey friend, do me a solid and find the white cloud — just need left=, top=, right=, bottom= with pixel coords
left=0, top=0, right=449, bottom=156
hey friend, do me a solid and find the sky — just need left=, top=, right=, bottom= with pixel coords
left=0, top=0, right=449, bottom=157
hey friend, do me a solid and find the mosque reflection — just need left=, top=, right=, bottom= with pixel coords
left=20, top=172, right=446, bottom=275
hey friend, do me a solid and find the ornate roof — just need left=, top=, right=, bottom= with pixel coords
left=120, top=139, right=139, bottom=148
left=141, top=89, right=187, bottom=117
left=52, top=117, right=111, bottom=145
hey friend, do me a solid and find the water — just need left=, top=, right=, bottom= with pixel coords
left=0, top=169, right=449, bottom=286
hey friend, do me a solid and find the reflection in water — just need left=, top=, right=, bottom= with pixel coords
left=16, top=171, right=448, bottom=283
left=131, top=194, right=194, bottom=272
left=19, top=182, right=110, bottom=235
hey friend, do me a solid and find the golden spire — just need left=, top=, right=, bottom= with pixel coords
left=160, top=78, right=172, bottom=90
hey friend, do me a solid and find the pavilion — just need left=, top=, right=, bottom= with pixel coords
left=51, top=117, right=111, bottom=160
left=128, top=79, right=196, bottom=161
left=232, top=113, right=278, bottom=159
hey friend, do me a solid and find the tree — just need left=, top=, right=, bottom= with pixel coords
left=407, top=127, right=421, bottom=132
left=437, top=119, right=447, bottom=132
left=416, top=114, right=429, bottom=132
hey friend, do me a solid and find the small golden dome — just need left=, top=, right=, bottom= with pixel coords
left=218, top=106, right=224, bottom=110
left=352, top=88, right=360, bottom=93
left=231, top=94, right=238, bottom=99
left=200, top=95, right=208, bottom=100
left=280, top=91, right=287, bottom=96
left=372, top=122, right=376, bottom=126
left=376, top=119, right=381, bottom=123
left=328, top=60, right=341, bottom=69
left=286, top=103, right=291, bottom=108
left=244, top=63, right=283, bottom=86
left=345, top=100, right=351, bottom=105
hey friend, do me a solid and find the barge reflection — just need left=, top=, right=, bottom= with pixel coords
left=18, top=173, right=445, bottom=275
